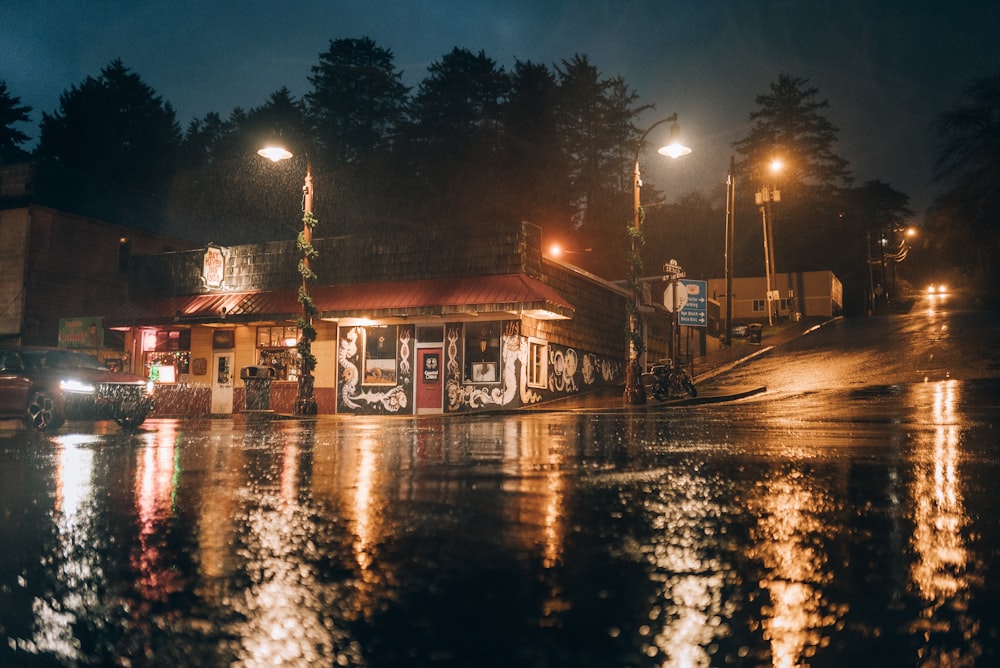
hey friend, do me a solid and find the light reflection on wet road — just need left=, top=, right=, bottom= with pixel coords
left=1, top=305, right=998, bottom=666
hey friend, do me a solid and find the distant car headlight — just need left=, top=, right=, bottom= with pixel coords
left=60, top=379, right=96, bottom=394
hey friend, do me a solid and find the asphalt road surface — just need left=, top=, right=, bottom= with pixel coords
left=1, top=289, right=998, bottom=667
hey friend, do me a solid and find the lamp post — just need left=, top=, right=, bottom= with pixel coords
left=754, top=159, right=783, bottom=326
left=258, top=141, right=319, bottom=416
left=724, top=156, right=736, bottom=346
left=624, top=113, right=691, bottom=405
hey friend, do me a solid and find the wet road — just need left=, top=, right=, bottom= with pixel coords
left=1, top=295, right=999, bottom=667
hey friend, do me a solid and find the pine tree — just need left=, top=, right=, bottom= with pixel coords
left=0, top=80, right=32, bottom=163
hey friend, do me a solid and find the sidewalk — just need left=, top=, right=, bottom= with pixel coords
left=521, top=316, right=833, bottom=412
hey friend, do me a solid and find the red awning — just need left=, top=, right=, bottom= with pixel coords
left=108, top=274, right=573, bottom=327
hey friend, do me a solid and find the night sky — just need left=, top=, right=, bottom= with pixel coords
left=3, top=0, right=998, bottom=213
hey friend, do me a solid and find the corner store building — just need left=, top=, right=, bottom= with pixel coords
left=109, top=221, right=662, bottom=416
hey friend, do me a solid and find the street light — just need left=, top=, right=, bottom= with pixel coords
left=258, top=139, right=319, bottom=416
left=754, top=158, right=783, bottom=326
left=624, top=113, right=691, bottom=405
left=547, top=243, right=593, bottom=258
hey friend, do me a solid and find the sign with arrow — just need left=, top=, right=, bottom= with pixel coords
left=678, top=279, right=708, bottom=327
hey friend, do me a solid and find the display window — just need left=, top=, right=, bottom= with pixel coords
left=363, top=325, right=398, bottom=385
left=141, top=329, right=191, bottom=383
left=257, top=325, right=301, bottom=381
left=465, top=322, right=501, bottom=384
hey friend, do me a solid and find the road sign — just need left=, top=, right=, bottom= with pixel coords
left=662, top=260, right=685, bottom=277
left=663, top=281, right=689, bottom=313
left=678, top=279, right=708, bottom=327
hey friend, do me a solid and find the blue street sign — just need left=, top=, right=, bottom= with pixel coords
left=678, top=279, right=708, bottom=327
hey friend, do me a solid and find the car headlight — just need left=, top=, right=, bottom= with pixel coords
left=60, top=379, right=96, bottom=394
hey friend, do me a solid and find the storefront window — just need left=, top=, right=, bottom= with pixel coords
left=465, top=322, right=501, bottom=384
left=363, top=325, right=398, bottom=385
left=141, top=329, right=191, bottom=383
left=527, top=338, right=547, bottom=388
left=257, top=325, right=301, bottom=381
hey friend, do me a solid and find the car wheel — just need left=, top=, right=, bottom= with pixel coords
left=26, top=390, right=64, bottom=431
left=115, top=410, right=148, bottom=430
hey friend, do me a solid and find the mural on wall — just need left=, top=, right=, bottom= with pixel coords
left=443, top=321, right=622, bottom=413
left=547, top=348, right=578, bottom=393
left=445, top=323, right=537, bottom=411
left=338, top=325, right=412, bottom=413
left=336, top=320, right=622, bottom=414
left=579, top=352, right=617, bottom=387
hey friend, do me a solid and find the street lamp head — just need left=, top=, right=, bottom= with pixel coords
left=548, top=243, right=593, bottom=258
left=769, top=158, right=784, bottom=174
left=657, top=117, right=692, bottom=159
left=257, top=144, right=293, bottom=163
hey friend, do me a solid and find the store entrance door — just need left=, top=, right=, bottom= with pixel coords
left=415, top=347, right=443, bottom=414
left=211, top=352, right=234, bottom=414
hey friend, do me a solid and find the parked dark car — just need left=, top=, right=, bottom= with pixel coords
left=0, top=346, right=155, bottom=431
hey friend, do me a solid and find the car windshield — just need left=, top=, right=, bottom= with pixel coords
left=21, top=350, right=107, bottom=371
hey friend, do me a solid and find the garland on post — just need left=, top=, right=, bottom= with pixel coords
left=296, top=210, right=319, bottom=370
left=625, top=212, right=646, bottom=357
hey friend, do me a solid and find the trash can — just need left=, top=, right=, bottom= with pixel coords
left=748, top=323, right=763, bottom=344
left=241, top=365, right=275, bottom=410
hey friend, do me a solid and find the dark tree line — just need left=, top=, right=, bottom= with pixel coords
left=925, top=72, right=1000, bottom=303
left=2, top=41, right=994, bottom=307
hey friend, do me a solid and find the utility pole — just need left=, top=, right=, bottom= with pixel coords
left=725, top=156, right=735, bottom=346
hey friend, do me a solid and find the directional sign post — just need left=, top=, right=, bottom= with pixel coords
left=678, top=279, right=708, bottom=327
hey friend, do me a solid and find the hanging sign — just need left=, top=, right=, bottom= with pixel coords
left=203, top=246, right=226, bottom=288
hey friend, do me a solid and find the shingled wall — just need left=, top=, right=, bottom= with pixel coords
left=130, top=220, right=544, bottom=297
left=530, top=260, right=629, bottom=361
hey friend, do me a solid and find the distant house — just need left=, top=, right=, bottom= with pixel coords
left=706, top=270, right=844, bottom=322
left=0, top=163, right=194, bottom=353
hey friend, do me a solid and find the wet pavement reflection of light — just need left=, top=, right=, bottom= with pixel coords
left=1, top=358, right=997, bottom=667
left=748, top=469, right=840, bottom=668
left=226, top=421, right=363, bottom=667
left=641, top=468, right=734, bottom=667
left=906, top=379, right=982, bottom=665
left=26, top=434, right=98, bottom=662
